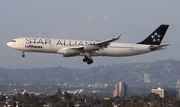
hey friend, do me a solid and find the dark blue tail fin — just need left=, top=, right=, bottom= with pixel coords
left=138, top=24, right=169, bottom=45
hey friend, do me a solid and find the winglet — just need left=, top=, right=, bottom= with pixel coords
left=114, top=34, right=121, bottom=40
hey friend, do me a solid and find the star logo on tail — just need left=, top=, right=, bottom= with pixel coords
left=151, top=32, right=161, bottom=42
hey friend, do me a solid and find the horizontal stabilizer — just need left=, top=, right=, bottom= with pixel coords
left=149, top=44, right=170, bottom=50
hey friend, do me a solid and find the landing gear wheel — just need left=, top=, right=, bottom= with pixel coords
left=90, top=59, right=93, bottom=63
left=83, top=56, right=93, bottom=64
left=22, top=54, right=25, bottom=58
left=87, top=61, right=91, bottom=64
left=83, top=58, right=88, bottom=62
left=87, top=59, right=93, bottom=65
left=83, top=56, right=89, bottom=62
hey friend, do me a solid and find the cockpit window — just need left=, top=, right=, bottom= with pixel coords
left=11, top=40, right=16, bottom=42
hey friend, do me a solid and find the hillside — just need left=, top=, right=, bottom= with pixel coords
left=0, top=59, right=179, bottom=87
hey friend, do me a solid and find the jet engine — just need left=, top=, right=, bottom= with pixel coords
left=84, top=45, right=100, bottom=51
left=57, top=49, right=80, bottom=57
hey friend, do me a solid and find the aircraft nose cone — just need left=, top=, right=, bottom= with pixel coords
left=7, top=42, right=12, bottom=48
left=7, top=42, right=10, bottom=47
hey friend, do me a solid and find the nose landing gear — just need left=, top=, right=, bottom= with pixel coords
left=22, top=52, right=25, bottom=58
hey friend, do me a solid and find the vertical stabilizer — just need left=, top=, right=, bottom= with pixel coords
left=138, top=24, right=169, bottom=45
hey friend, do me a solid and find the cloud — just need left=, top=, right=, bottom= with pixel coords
left=81, top=25, right=98, bottom=33
left=34, top=32, right=44, bottom=37
left=87, top=15, right=94, bottom=21
left=52, top=23, right=69, bottom=38
left=103, top=16, right=110, bottom=21
left=51, top=16, right=120, bottom=39
left=140, top=19, right=157, bottom=27
left=119, top=19, right=133, bottom=25
left=51, top=19, right=99, bottom=39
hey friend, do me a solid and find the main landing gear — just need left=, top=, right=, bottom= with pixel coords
left=22, top=51, right=25, bottom=58
left=83, top=56, right=93, bottom=65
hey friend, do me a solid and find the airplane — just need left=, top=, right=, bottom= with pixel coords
left=7, top=24, right=169, bottom=65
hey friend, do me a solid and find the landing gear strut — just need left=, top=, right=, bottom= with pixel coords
left=22, top=51, right=25, bottom=58
left=83, top=56, right=93, bottom=65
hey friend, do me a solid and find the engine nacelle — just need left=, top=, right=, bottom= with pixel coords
left=84, top=45, right=100, bottom=51
left=57, top=49, right=80, bottom=57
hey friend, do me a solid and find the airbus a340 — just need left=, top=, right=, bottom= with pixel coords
left=7, top=24, right=169, bottom=64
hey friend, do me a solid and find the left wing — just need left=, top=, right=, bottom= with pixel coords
left=69, top=34, right=121, bottom=51
left=93, top=34, right=121, bottom=47
left=80, top=34, right=121, bottom=51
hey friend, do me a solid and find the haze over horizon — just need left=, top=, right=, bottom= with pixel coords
left=1, top=1, right=180, bottom=69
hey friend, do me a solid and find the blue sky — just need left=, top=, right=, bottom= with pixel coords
left=1, top=1, right=180, bottom=69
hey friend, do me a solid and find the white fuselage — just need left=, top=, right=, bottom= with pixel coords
left=7, top=37, right=161, bottom=57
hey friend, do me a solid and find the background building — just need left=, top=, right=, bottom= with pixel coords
left=176, top=79, right=180, bottom=88
left=152, top=87, right=164, bottom=98
left=165, top=89, right=177, bottom=100
left=179, top=89, right=180, bottom=99
left=113, top=84, right=119, bottom=97
left=152, top=87, right=176, bottom=99
left=113, top=82, right=127, bottom=97
left=144, top=74, right=150, bottom=83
